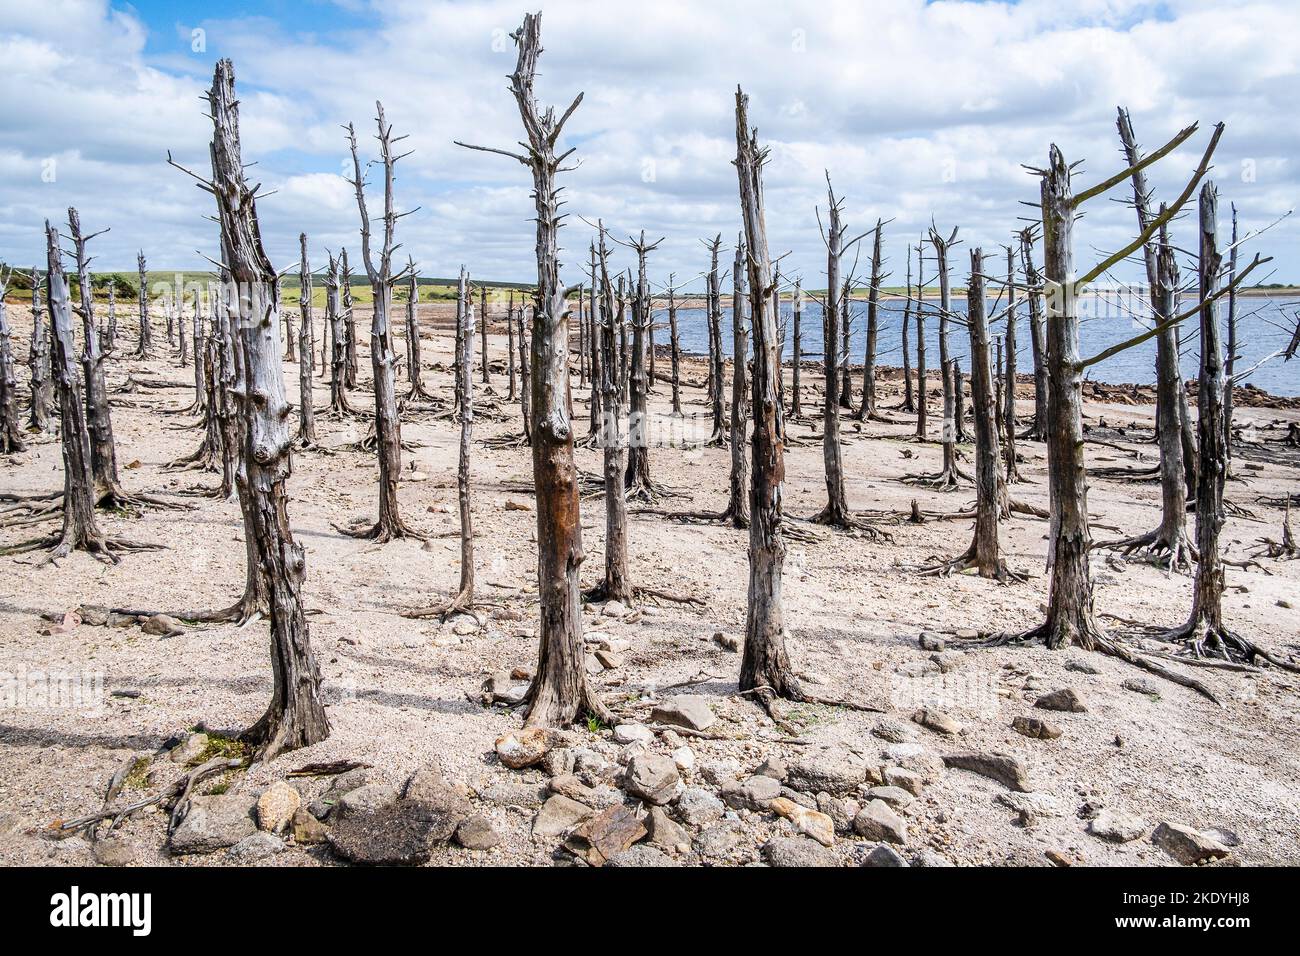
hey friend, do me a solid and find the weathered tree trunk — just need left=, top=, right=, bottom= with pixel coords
left=1224, top=202, right=1239, bottom=465
left=325, top=254, right=354, bottom=415
left=727, top=241, right=751, bottom=528
left=178, top=297, right=189, bottom=367
left=925, top=227, right=964, bottom=486
left=341, top=249, right=357, bottom=390
left=1003, top=246, right=1022, bottom=481
left=901, top=247, right=914, bottom=414
left=191, top=296, right=207, bottom=415
left=404, top=261, right=432, bottom=403
left=915, top=244, right=927, bottom=440
left=508, top=289, right=519, bottom=404
left=517, top=304, right=531, bottom=444
left=624, top=232, right=663, bottom=500
left=1017, top=230, right=1048, bottom=441
left=133, top=252, right=151, bottom=359
left=28, top=265, right=52, bottom=432
left=838, top=282, right=853, bottom=408
left=616, top=275, right=629, bottom=405
left=790, top=279, right=803, bottom=418
left=814, top=181, right=855, bottom=527
left=296, top=233, right=317, bottom=447
left=593, top=226, right=631, bottom=603
left=584, top=250, right=598, bottom=434
left=105, top=285, right=117, bottom=352
left=667, top=276, right=681, bottom=415
left=479, top=285, right=490, bottom=385
left=458, top=13, right=609, bottom=727
left=856, top=220, right=883, bottom=421
left=0, top=270, right=27, bottom=452
left=705, top=235, right=726, bottom=445
left=207, top=59, right=328, bottom=758
left=343, top=107, right=421, bottom=542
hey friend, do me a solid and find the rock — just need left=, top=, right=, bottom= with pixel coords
left=328, top=801, right=460, bottom=864
left=753, top=755, right=787, bottom=781
left=996, top=791, right=1063, bottom=823
left=650, top=695, right=716, bottom=732
left=696, top=822, right=747, bottom=862
left=721, top=774, right=781, bottom=811
left=477, top=780, right=548, bottom=808
left=601, top=600, right=629, bottom=618
left=781, top=786, right=818, bottom=810
left=763, top=836, right=838, bottom=867
left=92, top=835, right=137, bottom=867
left=532, top=795, right=595, bottom=839
left=942, top=752, right=1033, bottom=792
left=918, top=632, right=946, bottom=651
left=403, top=767, right=471, bottom=822
left=881, top=766, right=925, bottom=796
left=170, top=794, right=257, bottom=854
left=912, top=707, right=963, bottom=736
left=594, top=649, right=622, bottom=669
left=1151, top=822, right=1230, bottom=865
left=1046, top=849, right=1072, bottom=867
left=495, top=728, right=551, bottom=769
left=623, top=753, right=680, bottom=805
left=606, top=844, right=679, bottom=867
left=455, top=814, right=502, bottom=850
left=308, top=768, right=371, bottom=819
left=852, top=800, right=907, bottom=844
left=1064, top=657, right=1101, bottom=675
left=481, top=671, right=528, bottom=706
left=861, top=844, right=909, bottom=867
left=712, top=631, right=740, bottom=652
left=864, top=786, right=914, bottom=810
left=671, top=746, right=695, bottom=773
left=910, top=849, right=955, bottom=867
left=564, top=805, right=647, bottom=866
left=931, top=651, right=965, bottom=674
left=141, top=614, right=184, bottom=637
left=548, top=774, right=598, bottom=804
left=871, top=717, right=914, bottom=744
left=770, top=796, right=835, bottom=847
left=676, top=786, right=725, bottom=826
left=227, top=832, right=284, bottom=863
left=644, top=806, right=691, bottom=854
left=291, top=808, right=328, bottom=845
left=1035, top=687, right=1087, bottom=713
left=1012, top=715, right=1063, bottom=740
left=334, top=783, right=399, bottom=820
left=1088, top=810, right=1147, bottom=844
left=612, top=724, right=654, bottom=746
left=785, top=747, right=869, bottom=795
left=169, top=732, right=209, bottom=764
left=815, top=792, right=860, bottom=833
left=256, top=782, right=301, bottom=833
left=1122, top=677, right=1159, bottom=696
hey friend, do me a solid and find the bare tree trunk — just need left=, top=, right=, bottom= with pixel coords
left=915, top=244, right=927, bottom=439
left=624, top=232, right=663, bottom=500
left=508, top=290, right=519, bottom=404
left=517, top=305, right=531, bottom=444
left=178, top=297, right=189, bottom=367
left=207, top=59, right=328, bottom=758
left=593, top=226, right=631, bottom=603
left=294, top=234, right=317, bottom=448
left=106, top=285, right=117, bottom=352
left=342, top=107, right=421, bottom=542
left=1224, top=202, right=1239, bottom=465
left=790, top=279, right=803, bottom=418
left=927, top=227, right=965, bottom=484
left=479, top=285, right=490, bottom=385
left=1017, top=230, right=1048, bottom=441
left=856, top=220, right=883, bottom=421
left=667, top=276, right=682, bottom=415
left=458, top=13, right=608, bottom=727
left=342, top=249, right=357, bottom=390
left=0, top=270, right=27, bottom=452
left=838, top=282, right=853, bottom=408
left=705, top=235, right=726, bottom=444
left=325, top=254, right=354, bottom=415
left=814, top=181, right=855, bottom=527
left=901, top=246, right=914, bottom=414
left=283, top=273, right=296, bottom=363
left=191, top=296, right=207, bottom=415
left=727, top=241, right=751, bottom=528
left=1003, top=246, right=1022, bottom=480
left=404, top=261, right=432, bottom=402
left=26, top=266, right=52, bottom=433
left=132, top=251, right=151, bottom=359
left=616, top=275, right=629, bottom=405
left=584, top=250, right=598, bottom=435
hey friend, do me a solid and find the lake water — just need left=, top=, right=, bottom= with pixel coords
left=661, top=295, right=1300, bottom=397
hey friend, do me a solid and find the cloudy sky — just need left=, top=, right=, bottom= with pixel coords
left=1, top=0, right=1296, bottom=291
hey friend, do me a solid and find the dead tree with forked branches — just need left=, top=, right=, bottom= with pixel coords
left=295, top=233, right=317, bottom=448
left=620, top=230, right=668, bottom=501
left=0, top=267, right=24, bottom=452
left=456, top=12, right=610, bottom=727
left=338, top=107, right=424, bottom=543
left=1018, top=226, right=1048, bottom=442
left=132, top=251, right=151, bottom=359
left=703, top=235, right=726, bottom=446
left=404, top=260, right=434, bottom=404
left=27, top=264, right=51, bottom=432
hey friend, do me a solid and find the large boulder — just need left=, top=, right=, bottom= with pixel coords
left=650, top=695, right=716, bottom=732
left=170, top=794, right=257, bottom=855
left=941, top=752, right=1033, bottom=792
left=256, top=782, right=301, bottom=833
left=563, top=805, right=647, bottom=866
left=785, top=747, right=870, bottom=795
left=327, top=801, right=460, bottom=865
left=1151, top=822, right=1230, bottom=865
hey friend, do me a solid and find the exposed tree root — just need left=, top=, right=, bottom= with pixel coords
left=1089, top=463, right=1161, bottom=482
left=743, top=683, right=884, bottom=736
left=1252, top=501, right=1298, bottom=559
left=1095, top=526, right=1198, bottom=573
left=402, top=588, right=477, bottom=622
left=807, top=504, right=893, bottom=541
left=916, top=547, right=1027, bottom=584
left=1156, top=617, right=1300, bottom=674
left=584, top=582, right=706, bottom=608
left=334, top=516, right=429, bottom=543
left=110, top=589, right=267, bottom=626
left=482, top=431, right=531, bottom=450
left=901, top=461, right=971, bottom=490
left=2, top=530, right=164, bottom=565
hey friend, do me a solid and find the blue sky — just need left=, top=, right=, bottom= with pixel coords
left=2, top=0, right=1297, bottom=289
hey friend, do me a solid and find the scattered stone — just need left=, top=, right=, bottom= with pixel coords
left=564, top=805, right=647, bottom=866
left=504, top=499, right=531, bottom=511
left=1122, top=677, right=1159, bottom=696
left=477, top=780, right=548, bottom=808
left=606, top=844, right=679, bottom=867
left=455, top=814, right=502, bottom=850
left=227, top=832, right=284, bottom=863
left=881, top=766, right=925, bottom=796
left=141, top=614, right=184, bottom=637
left=852, top=800, right=907, bottom=844
left=612, top=724, right=654, bottom=746
left=713, top=631, right=740, bottom=652
left=785, top=747, right=869, bottom=795
left=334, top=783, right=399, bottom=820
left=912, top=707, right=963, bottom=736
left=872, top=717, right=914, bottom=744
left=328, top=801, right=460, bottom=865
left=291, top=808, right=328, bottom=845
left=601, top=600, right=629, bottom=618
left=996, top=791, right=1063, bottom=822
left=722, top=774, right=781, bottom=811
left=930, top=651, right=964, bottom=673
left=763, top=836, right=838, bottom=867
left=644, top=806, right=691, bottom=854
left=1035, top=688, right=1087, bottom=713
left=532, top=795, right=595, bottom=839
left=548, top=774, right=597, bottom=804
left=111, top=689, right=142, bottom=699
left=815, top=792, right=860, bottom=833
left=1151, top=822, right=1230, bottom=865
left=594, top=649, right=622, bottom=669
left=676, top=786, right=725, bottom=826
left=910, top=849, right=955, bottom=867
left=753, top=755, right=787, bottom=781
left=1045, top=849, right=1072, bottom=867
left=495, top=728, right=551, bottom=769
left=671, top=746, right=695, bottom=773
left=864, top=786, right=914, bottom=810
left=624, top=753, right=680, bottom=805
left=308, top=768, right=371, bottom=819
left=770, top=796, right=835, bottom=847
left=169, top=732, right=209, bottom=765
left=481, top=671, right=527, bottom=706
left=256, top=781, right=301, bottom=833
left=650, top=695, right=716, bottom=732
left=918, top=632, right=946, bottom=652
left=1012, top=715, right=1063, bottom=740
left=943, top=752, right=1032, bottom=792
left=886, top=749, right=943, bottom=785
left=1064, top=657, right=1101, bottom=675
left=170, top=794, right=257, bottom=855
left=861, top=844, right=909, bottom=867
left=1088, top=810, right=1147, bottom=844
left=92, top=835, right=137, bottom=867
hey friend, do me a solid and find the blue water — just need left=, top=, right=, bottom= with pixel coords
left=664, top=296, right=1300, bottom=397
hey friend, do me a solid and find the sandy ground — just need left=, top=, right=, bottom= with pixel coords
left=1, top=299, right=1298, bottom=868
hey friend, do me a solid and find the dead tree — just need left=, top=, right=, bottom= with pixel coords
left=27, top=265, right=52, bottom=432
left=456, top=12, right=610, bottom=727
left=900, top=247, right=915, bottom=413
left=921, top=251, right=1021, bottom=582
left=1018, top=227, right=1048, bottom=441
left=582, top=250, right=597, bottom=435
left=915, top=242, right=927, bottom=439
left=105, top=284, right=117, bottom=352
left=404, top=259, right=434, bottom=403
left=727, top=241, right=751, bottom=528
left=704, top=235, right=726, bottom=445
left=188, top=294, right=207, bottom=415
left=324, top=252, right=356, bottom=416
left=666, top=274, right=682, bottom=415
left=479, top=285, right=490, bottom=385
left=340, top=106, right=423, bottom=542
left=207, top=59, right=329, bottom=757
left=992, top=123, right=1256, bottom=700
left=296, top=233, right=317, bottom=447
left=342, top=249, right=358, bottom=390
left=0, top=267, right=27, bottom=452
left=790, top=278, right=803, bottom=418
left=132, top=251, right=151, bottom=358
left=517, top=304, right=531, bottom=444
left=855, top=219, right=885, bottom=422
left=508, top=289, right=519, bottom=403
left=407, top=268, right=477, bottom=621
left=1224, top=202, right=1239, bottom=464
left=2, top=226, right=156, bottom=563
left=622, top=231, right=665, bottom=501
left=1002, top=245, right=1023, bottom=480
left=178, top=296, right=189, bottom=367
